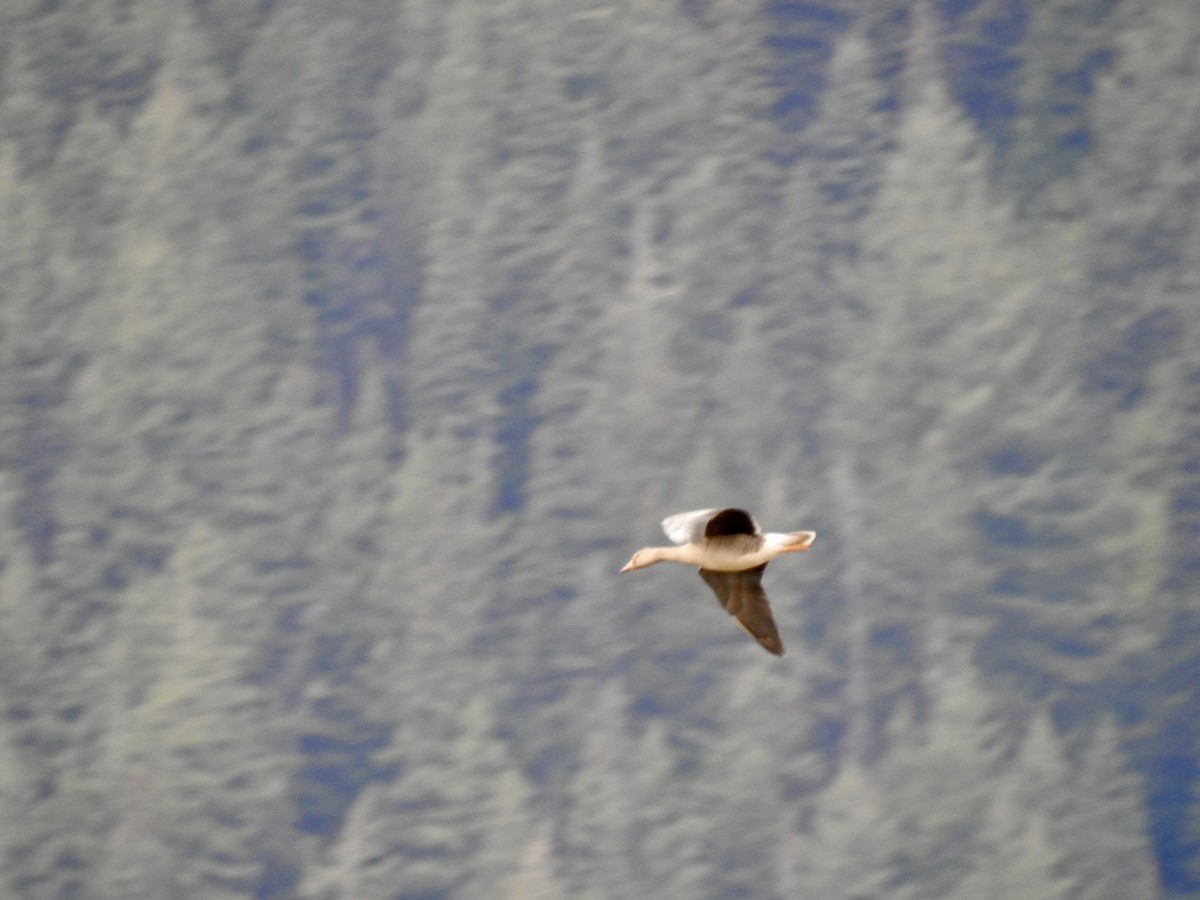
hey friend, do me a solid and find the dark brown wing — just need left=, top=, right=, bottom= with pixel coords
left=698, top=564, right=784, bottom=656
left=703, top=508, right=760, bottom=539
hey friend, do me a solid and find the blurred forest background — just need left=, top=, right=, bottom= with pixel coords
left=0, top=0, right=1197, bottom=897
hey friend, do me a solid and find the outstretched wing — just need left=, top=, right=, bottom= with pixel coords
left=661, top=509, right=720, bottom=545
left=698, top=564, right=784, bottom=656
left=662, top=507, right=761, bottom=545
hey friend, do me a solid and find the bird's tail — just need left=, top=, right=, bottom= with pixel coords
left=782, top=531, right=816, bottom=552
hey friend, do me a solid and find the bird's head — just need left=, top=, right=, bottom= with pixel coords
left=620, top=548, right=663, bottom=573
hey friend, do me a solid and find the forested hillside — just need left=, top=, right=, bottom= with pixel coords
left=0, top=0, right=1196, bottom=897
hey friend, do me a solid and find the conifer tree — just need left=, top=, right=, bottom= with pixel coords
left=1080, top=0, right=1200, bottom=287
left=503, top=829, right=567, bottom=900
left=880, top=658, right=1009, bottom=897
left=1005, top=0, right=1117, bottom=207
left=828, top=0, right=1016, bottom=746
left=95, top=522, right=296, bottom=898
left=697, top=714, right=788, bottom=900
left=960, top=791, right=1074, bottom=900
left=558, top=706, right=640, bottom=898
left=1075, top=9, right=1200, bottom=883
left=1061, top=716, right=1159, bottom=900
left=777, top=761, right=895, bottom=899
left=301, top=688, right=536, bottom=900
left=629, top=720, right=714, bottom=898
left=803, top=25, right=890, bottom=260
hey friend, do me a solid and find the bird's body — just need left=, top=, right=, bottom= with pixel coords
left=620, top=508, right=815, bottom=656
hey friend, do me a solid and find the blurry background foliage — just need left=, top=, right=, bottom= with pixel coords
left=0, top=0, right=1196, bottom=897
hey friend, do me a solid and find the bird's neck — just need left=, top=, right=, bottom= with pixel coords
left=652, top=545, right=704, bottom=566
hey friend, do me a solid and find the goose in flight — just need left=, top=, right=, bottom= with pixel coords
left=620, top=508, right=815, bottom=656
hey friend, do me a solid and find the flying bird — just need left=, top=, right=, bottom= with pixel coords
left=620, top=508, right=815, bottom=656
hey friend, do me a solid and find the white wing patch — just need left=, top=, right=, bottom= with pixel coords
left=661, top=509, right=719, bottom=545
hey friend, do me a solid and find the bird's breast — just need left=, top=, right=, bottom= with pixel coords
left=695, top=539, right=770, bottom=572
